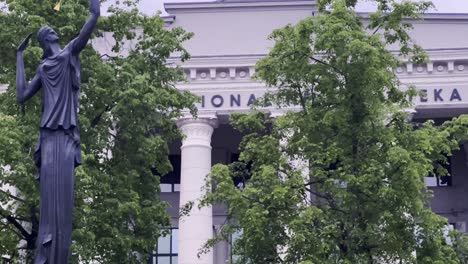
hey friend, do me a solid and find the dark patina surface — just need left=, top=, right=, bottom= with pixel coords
left=16, top=1, right=100, bottom=262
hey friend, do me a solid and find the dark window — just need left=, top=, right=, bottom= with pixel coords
left=230, top=153, right=251, bottom=190
left=438, top=175, right=452, bottom=187
left=437, top=155, right=452, bottom=187
left=149, top=229, right=179, bottom=264
left=427, top=155, right=452, bottom=187
left=156, top=155, right=181, bottom=192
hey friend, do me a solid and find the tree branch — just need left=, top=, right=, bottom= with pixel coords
left=371, top=24, right=383, bottom=36
left=91, top=104, right=113, bottom=128
left=0, top=220, right=22, bottom=238
left=0, top=189, right=26, bottom=203
left=310, top=56, right=345, bottom=76
left=291, top=83, right=308, bottom=114
left=0, top=210, right=31, bottom=240
left=304, top=179, right=324, bottom=186
left=305, top=187, right=346, bottom=214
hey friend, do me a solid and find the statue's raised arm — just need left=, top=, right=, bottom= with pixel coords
left=70, top=0, right=100, bottom=55
left=16, top=33, right=42, bottom=104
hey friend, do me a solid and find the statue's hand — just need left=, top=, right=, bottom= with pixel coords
left=90, top=0, right=100, bottom=16
left=17, top=33, right=33, bottom=52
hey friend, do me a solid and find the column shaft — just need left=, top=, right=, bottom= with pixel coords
left=177, top=118, right=217, bottom=264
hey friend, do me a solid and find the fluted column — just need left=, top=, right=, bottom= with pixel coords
left=177, top=117, right=218, bottom=264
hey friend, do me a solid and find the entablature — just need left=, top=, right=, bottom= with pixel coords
left=175, top=50, right=468, bottom=119
left=175, top=50, right=468, bottom=84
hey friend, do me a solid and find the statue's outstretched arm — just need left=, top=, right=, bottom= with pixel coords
left=70, top=0, right=100, bottom=55
left=16, top=34, right=41, bottom=104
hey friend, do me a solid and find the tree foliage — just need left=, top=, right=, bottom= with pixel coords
left=0, top=0, right=197, bottom=262
left=200, top=0, right=468, bottom=263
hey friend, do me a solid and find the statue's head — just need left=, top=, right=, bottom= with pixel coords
left=37, top=26, right=59, bottom=58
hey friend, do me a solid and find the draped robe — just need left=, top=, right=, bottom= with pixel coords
left=34, top=41, right=81, bottom=264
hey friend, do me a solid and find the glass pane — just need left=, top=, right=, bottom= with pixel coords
left=172, top=256, right=178, bottom=264
left=232, top=230, right=242, bottom=241
left=157, top=234, right=171, bottom=253
left=173, top=184, right=180, bottom=192
left=172, top=229, right=179, bottom=253
left=160, top=184, right=172, bottom=193
left=157, top=256, right=170, bottom=264
left=231, top=230, right=243, bottom=262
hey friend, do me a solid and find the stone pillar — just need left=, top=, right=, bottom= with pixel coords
left=177, top=117, right=218, bottom=264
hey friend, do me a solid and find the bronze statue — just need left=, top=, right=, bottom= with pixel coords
left=16, top=0, right=100, bottom=262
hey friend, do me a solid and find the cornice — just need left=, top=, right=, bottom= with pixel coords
left=169, top=54, right=264, bottom=68
left=165, top=0, right=315, bottom=9
left=164, top=0, right=315, bottom=15
left=162, top=14, right=175, bottom=25
left=171, top=48, right=468, bottom=65
left=419, top=13, right=468, bottom=23
left=357, top=12, right=468, bottom=23
left=418, top=48, right=468, bottom=61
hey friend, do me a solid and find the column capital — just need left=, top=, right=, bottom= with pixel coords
left=177, top=117, right=218, bottom=149
left=176, top=116, right=218, bottom=130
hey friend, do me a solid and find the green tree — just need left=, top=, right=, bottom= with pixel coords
left=200, top=0, right=468, bottom=263
left=457, top=234, right=468, bottom=263
left=0, top=0, right=197, bottom=262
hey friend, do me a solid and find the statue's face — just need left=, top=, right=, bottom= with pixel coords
left=44, top=28, right=59, bottom=43
left=38, top=26, right=59, bottom=49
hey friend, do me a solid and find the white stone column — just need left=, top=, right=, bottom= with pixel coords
left=177, top=117, right=218, bottom=264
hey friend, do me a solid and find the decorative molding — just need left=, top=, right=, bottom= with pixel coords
left=448, top=61, right=455, bottom=72
left=190, top=68, right=197, bottom=80
left=396, top=59, right=468, bottom=78
left=179, top=57, right=468, bottom=83
left=427, top=62, right=434, bottom=73
left=210, top=68, right=216, bottom=79
left=184, top=66, right=254, bottom=82
left=229, top=68, right=236, bottom=79
left=249, top=66, right=256, bottom=77
left=406, top=62, right=413, bottom=74
left=177, top=118, right=219, bottom=148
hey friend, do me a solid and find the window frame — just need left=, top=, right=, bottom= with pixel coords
left=149, top=228, right=179, bottom=264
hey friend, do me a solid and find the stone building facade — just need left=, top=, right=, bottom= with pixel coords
left=153, top=1, right=468, bottom=264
